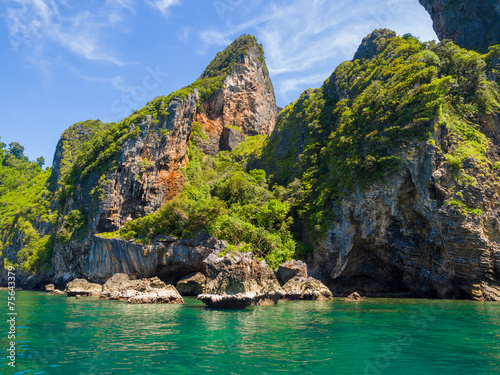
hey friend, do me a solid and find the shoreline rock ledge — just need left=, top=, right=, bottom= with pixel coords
left=101, top=273, right=183, bottom=304
left=64, top=279, right=102, bottom=296
left=197, top=252, right=283, bottom=309
left=62, top=273, right=184, bottom=304
left=197, top=254, right=334, bottom=308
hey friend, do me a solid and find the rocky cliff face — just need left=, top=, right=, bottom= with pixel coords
left=50, top=37, right=277, bottom=235
left=255, top=30, right=500, bottom=300
left=194, top=42, right=277, bottom=155
left=42, top=35, right=277, bottom=282
left=50, top=231, right=225, bottom=285
left=419, top=0, right=500, bottom=52
left=96, top=93, right=198, bottom=232
left=308, top=140, right=500, bottom=300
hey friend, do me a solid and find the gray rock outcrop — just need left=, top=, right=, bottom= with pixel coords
left=176, top=272, right=206, bottom=296
left=198, top=252, right=283, bottom=308
left=275, top=260, right=308, bottom=286
left=99, top=273, right=184, bottom=304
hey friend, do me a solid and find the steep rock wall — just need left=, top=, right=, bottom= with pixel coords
left=419, top=0, right=500, bottom=52
left=96, top=92, right=198, bottom=232
left=256, top=30, right=500, bottom=300
left=309, top=136, right=500, bottom=300
left=51, top=232, right=225, bottom=285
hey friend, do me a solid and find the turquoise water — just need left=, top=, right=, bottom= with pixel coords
left=1, top=291, right=499, bottom=374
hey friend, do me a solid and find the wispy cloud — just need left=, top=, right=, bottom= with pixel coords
left=4, top=0, right=135, bottom=77
left=146, top=0, right=180, bottom=15
left=279, top=72, right=332, bottom=103
left=197, top=0, right=436, bottom=105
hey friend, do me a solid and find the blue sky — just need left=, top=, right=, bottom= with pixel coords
left=0, top=0, right=436, bottom=166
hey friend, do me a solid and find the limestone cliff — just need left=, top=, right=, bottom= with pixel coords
left=51, top=36, right=276, bottom=234
left=41, top=35, right=277, bottom=283
left=96, top=93, right=198, bottom=232
left=419, top=0, right=500, bottom=53
left=254, top=30, right=500, bottom=300
left=49, top=231, right=225, bottom=285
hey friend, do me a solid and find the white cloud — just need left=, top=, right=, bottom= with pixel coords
left=279, top=72, right=331, bottom=103
left=4, top=0, right=135, bottom=74
left=112, top=75, right=134, bottom=93
left=196, top=0, right=437, bottom=105
left=146, top=0, right=180, bottom=15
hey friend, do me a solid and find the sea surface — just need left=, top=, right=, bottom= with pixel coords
left=0, top=290, right=499, bottom=374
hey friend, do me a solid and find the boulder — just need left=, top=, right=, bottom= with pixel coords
left=198, top=252, right=283, bottom=308
left=342, top=291, right=364, bottom=301
left=282, top=277, right=333, bottom=300
left=128, top=285, right=184, bottom=304
left=64, top=278, right=102, bottom=296
left=275, top=260, right=308, bottom=286
left=100, top=273, right=184, bottom=304
left=176, top=272, right=206, bottom=296
left=44, top=284, right=55, bottom=292
left=44, top=284, right=65, bottom=295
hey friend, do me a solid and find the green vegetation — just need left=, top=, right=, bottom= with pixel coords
left=0, top=139, right=55, bottom=272
left=113, top=137, right=304, bottom=269
left=445, top=199, right=482, bottom=216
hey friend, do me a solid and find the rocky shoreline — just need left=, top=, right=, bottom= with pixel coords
left=37, top=253, right=342, bottom=308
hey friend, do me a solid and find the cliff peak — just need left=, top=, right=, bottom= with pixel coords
left=353, top=29, right=397, bottom=61
left=193, top=34, right=277, bottom=155
left=200, top=34, right=263, bottom=79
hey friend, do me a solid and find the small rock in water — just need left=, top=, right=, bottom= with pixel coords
left=44, top=284, right=65, bottom=295
left=75, top=295, right=82, bottom=299
left=342, top=291, right=364, bottom=301
left=44, top=284, right=55, bottom=292
left=281, top=276, right=333, bottom=300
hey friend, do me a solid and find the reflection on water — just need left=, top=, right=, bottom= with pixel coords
left=1, top=291, right=499, bottom=375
